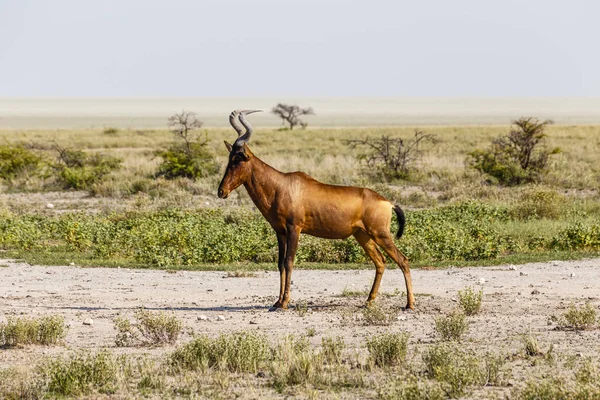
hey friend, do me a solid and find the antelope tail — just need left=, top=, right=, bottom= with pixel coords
left=393, top=205, right=406, bottom=239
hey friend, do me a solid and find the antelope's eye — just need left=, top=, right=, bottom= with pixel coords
left=233, top=153, right=245, bottom=163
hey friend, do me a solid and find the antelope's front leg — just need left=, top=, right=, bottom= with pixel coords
left=272, top=233, right=287, bottom=309
left=281, top=226, right=301, bottom=309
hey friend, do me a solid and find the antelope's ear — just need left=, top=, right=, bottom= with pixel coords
left=224, top=140, right=233, bottom=152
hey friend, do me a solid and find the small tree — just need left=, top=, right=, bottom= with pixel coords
left=346, top=129, right=439, bottom=180
left=468, top=117, right=559, bottom=185
left=156, top=111, right=218, bottom=179
left=271, top=103, right=314, bottom=130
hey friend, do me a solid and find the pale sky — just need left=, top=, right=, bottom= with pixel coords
left=0, top=0, right=598, bottom=97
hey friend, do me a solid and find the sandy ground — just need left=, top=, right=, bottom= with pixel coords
left=1, top=257, right=600, bottom=375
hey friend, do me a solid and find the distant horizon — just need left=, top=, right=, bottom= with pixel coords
left=1, top=97, right=600, bottom=129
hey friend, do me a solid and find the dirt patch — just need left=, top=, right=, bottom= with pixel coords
left=1, top=258, right=599, bottom=395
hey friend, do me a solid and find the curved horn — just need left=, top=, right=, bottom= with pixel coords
left=234, top=109, right=262, bottom=146
left=229, top=110, right=244, bottom=137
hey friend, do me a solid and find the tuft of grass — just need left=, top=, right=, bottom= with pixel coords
left=521, top=333, right=543, bottom=357
left=169, top=331, right=270, bottom=373
left=0, top=367, right=43, bottom=399
left=378, top=378, right=445, bottom=400
left=295, top=300, right=309, bottom=317
left=457, top=287, right=483, bottom=315
left=128, top=309, right=182, bottom=346
left=321, top=336, right=345, bottom=365
left=362, top=303, right=394, bottom=326
left=512, top=377, right=570, bottom=400
left=551, top=302, right=597, bottom=331
left=422, top=343, right=483, bottom=398
left=113, top=317, right=138, bottom=347
left=366, top=332, right=409, bottom=368
left=42, top=351, right=119, bottom=397
left=434, top=310, right=469, bottom=342
left=340, top=285, right=369, bottom=297
left=271, top=335, right=322, bottom=390
left=224, top=270, right=257, bottom=278
left=0, top=315, right=67, bottom=347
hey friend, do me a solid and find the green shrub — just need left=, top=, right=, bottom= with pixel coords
left=103, top=127, right=119, bottom=135
left=155, top=142, right=218, bottom=179
left=551, top=303, right=597, bottom=331
left=169, top=331, right=270, bottom=373
left=551, top=222, right=600, bottom=251
left=42, top=351, right=119, bottom=396
left=0, top=315, right=67, bottom=347
left=54, top=149, right=122, bottom=190
left=521, top=333, right=542, bottom=357
left=0, top=144, right=42, bottom=182
left=510, top=188, right=567, bottom=220
left=434, top=311, right=469, bottom=342
left=366, top=332, right=409, bottom=367
left=458, top=287, right=483, bottom=316
left=512, top=377, right=570, bottom=400
left=468, top=117, right=558, bottom=185
left=422, top=343, right=483, bottom=398
left=133, top=309, right=182, bottom=345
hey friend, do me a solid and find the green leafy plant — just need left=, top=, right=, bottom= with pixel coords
left=468, top=117, right=559, bottom=185
left=434, top=311, right=469, bottom=341
left=366, top=332, right=409, bottom=367
left=0, top=315, right=67, bottom=347
left=0, top=144, right=43, bottom=183
left=458, top=287, right=483, bottom=316
left=155, top=111, right=218, bottom=179
left=550, top=302, right=597, bottom=331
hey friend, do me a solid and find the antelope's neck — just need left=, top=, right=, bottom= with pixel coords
left=243, top=157, right=283, bottom=216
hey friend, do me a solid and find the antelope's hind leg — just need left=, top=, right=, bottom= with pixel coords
left=353, top=231, right=387, bottom=305
left=372, top=233, right=415, bottom=310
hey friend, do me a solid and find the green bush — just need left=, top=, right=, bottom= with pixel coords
left=0, top=144, right=43, bottom=182
left=42, top=351, right=119, bottom=396
left=156, top=142, right=218, bottom=180
left=468, top=117, right=559, bottom=185
left=54, top=149, right=122, bottom=190
left=510, top=188, right=567, bottom=220
left=434, top=311, right=469, bottom=342
left=0, top=315, right=67, bottom=347
left=458, top=287, right=483, bottom=316
left=169, top=331, right=270, bottom=373
left=422, top=343, right=483, bottom=398
left=366, top=332, right=409, bottom=367
left=551, top=303, right=597, bottom=331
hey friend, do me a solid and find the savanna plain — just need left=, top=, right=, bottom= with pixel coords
left=1, top=114, right=600, bottom=399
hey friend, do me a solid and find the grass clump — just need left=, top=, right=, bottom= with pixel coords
left=271, top=335, right=322, bottom=390
left=512, top=377, right=570, bottom=400
left=170, top=331, right=270, bottom=373
left=225, top=270, right=257, bottom=278
left=0, top=315, right=67, bottom=347
left=0, top=144, right=43, bottom=185
left=422, top=343, right=482, bottom=398
left=42, top=351, right=119, bottom=397
left=551, top=302, right=597, bottom=331
left=434, top=311, right=469, bottom=341
left=378, top=378, right=445, bottom=400
left=457, top=286, right=483, bottom=315
left=366, top=332, right=409, bottom=368
left=321, top=336, right=345, bottom=365
left=114, top=309, right=182, bottom=346
left=521, top=333, right=543, bottom=357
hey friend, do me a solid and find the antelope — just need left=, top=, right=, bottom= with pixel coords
left=218, top=110, right=415, bottom=310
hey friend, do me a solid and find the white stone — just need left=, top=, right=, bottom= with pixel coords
left=508, top=265, right=517, bottom=270
left=217, top=315, right=226, bottom=321
left=46, top=203, right=54, bottom=209
left=69, top=262, right=75, bottom=266
left=569, top=273, right=576, bottom=277
left=520, top=272, right=529, bottom=276
left=397, top=315, right=407, bottom=321
left=197, top=315, right=208, bottom=321
left=478, top=278, right=486, bottom=285
left=83, top=318, right=94, bottom=326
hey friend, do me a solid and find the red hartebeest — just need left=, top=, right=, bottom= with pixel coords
left=218, top=110, right=415, bottom=310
